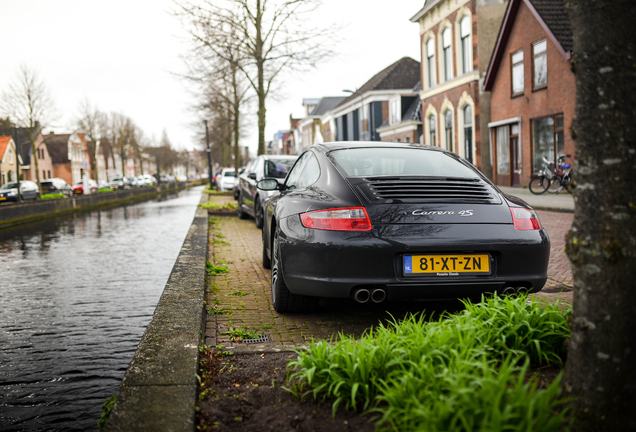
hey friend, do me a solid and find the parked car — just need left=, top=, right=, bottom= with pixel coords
left=237, top=155, right=297, bottom=228
left=217, top=168, right=235, bottom=192
left=40, top=178, right=72, bottom=197
left=109, top=177, right=129, bottom=190
left=72, top=179, right=98, bottom=195
left=233, top=167, right=246, bottom=200
left=0, top=180, right=39, bottom=202
left=258, top=142, right=549, bottom=313
left=137, top=174, right=157, bottom=187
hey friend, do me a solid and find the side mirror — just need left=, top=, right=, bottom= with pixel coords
left=247, top=172, right=257, bottom=180
left=257, top=179, right=280, bottom=191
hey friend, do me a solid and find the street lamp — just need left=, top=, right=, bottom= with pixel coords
left=203, top=120, right=214, bottom=189
left=343, top=88, right=366, bottom=141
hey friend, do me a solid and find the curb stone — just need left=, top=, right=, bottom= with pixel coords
left=104, top=192, right=209, bottom=432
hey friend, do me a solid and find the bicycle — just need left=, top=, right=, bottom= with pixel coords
left=528, top=154, right=572, bottom=195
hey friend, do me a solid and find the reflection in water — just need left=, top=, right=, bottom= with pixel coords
left=0, top=186, right=204, bottom=431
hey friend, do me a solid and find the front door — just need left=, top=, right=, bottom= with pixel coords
left=511, top=136, right=520, bottom=187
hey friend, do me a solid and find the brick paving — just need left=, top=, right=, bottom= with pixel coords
left=203, top=195, right=574, bottom=347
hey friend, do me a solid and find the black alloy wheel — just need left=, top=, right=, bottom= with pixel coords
left=254, top=198, right=264, bottom=229
left=270, top=229, right=317, bottom=313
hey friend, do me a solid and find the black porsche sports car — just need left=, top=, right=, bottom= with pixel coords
left=258, top=142, right=550, bottom=313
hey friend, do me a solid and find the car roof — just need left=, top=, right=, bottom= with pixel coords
left=310, top=141, right=448, bottom=154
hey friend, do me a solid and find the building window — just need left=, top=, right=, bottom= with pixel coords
left=360, top=104, right=369, bottom=140
left=396, top=138, right=401, bottom=143
left=533, top=39, right=547, bottom=89
left=532, top=114, right=564, bottom=173
left=426, top=38, right=436, bottom=88
left=496, top=125, right=510, bottom=175
left=429, top=115, right=437, bottom=146
left=511, top=50, right=524, bottom=95
left=391, top=99, right=400, bottom=124
left=444, top=109, right=453, bottom=152
left=463, top=105, right=473, bottom=164
left=405, top=136, right=410, bottom=143
left=460, top=16, right=472, bottom=74
left=48, top=170, right=51, bottom=178
left=442, top=28, right=452, bottom=82
left=8, top=170, right=13, bottom=182
left=43, top=170, right=46, bottom=179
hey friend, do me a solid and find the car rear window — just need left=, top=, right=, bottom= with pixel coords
left=329, top=148, right=478, bottom=178
left=265, top=159, right=295, bottom=179
left=223, top=171, right=235, bottom=177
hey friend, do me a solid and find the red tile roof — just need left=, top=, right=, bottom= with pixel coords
left=0, top=136, right=12, bottom=161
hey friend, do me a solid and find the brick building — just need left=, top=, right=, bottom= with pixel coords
left=483, top=0, right=575, bottom=187
left=410, top=0, right=509, bottom=175
left=44, top=132, right=92, bottom=185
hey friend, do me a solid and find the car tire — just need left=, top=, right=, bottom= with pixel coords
left=271, top=229, right=318, bottom=313
left=237, top=193, right=248, bottom=220
left=262, top=231, right=271, bottom=269
left=254, top=198, right=264, bottom=229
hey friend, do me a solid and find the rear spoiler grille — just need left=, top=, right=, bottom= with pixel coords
left=355, top=177, right=500, bottom=204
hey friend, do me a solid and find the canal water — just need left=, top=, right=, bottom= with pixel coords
left=0, top=186, right=205, bottom=431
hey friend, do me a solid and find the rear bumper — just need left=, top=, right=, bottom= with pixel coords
left=277, top=215, right=550, bottom=300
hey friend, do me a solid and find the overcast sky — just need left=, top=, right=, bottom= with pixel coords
left=0, top=0, right=422, bottom=155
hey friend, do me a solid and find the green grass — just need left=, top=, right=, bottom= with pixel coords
left=231, top=290, right=249, bottom=296
left=199, top=201, right=237, bottom=211
left=41, top=193, right=65, bottom=199
left=206, top=261, right=229, bottom=276
left=98, top=187, right=113, bottom=193
left=286, top=295, right=572, bottom=431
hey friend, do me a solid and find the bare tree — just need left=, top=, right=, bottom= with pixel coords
left=1, top=64, right=58, bottom=193
left=563, top=1, right=636, bottom=430
left=175, top=0, right=335, bottom=155
left=73, top=98, right=106, bottom=182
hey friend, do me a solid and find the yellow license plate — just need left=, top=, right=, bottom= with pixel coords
left=0, top=197, right=6, bottom=200
left=404, top=254, right=490, bottom=275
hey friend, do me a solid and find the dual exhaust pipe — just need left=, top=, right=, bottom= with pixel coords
left=353, top=288, right=386, bottom=304
left=501, top=286, right=529, bottom=296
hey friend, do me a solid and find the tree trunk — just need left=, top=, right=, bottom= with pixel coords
left=564, top=1, right=636, bottom=430
left=232, top=62, right=241, bottom=173
left=256, top=0, right=266, bottom=156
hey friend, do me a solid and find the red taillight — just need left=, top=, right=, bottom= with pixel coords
left=510, top=207, right=542, bottom=230
left=300, top=207, right=372, bottom=231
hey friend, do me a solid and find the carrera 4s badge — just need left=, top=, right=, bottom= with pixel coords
left=412, top=209, right=474, bottom=217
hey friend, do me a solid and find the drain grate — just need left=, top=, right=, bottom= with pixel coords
left=241, top=334, right=271, bottom=344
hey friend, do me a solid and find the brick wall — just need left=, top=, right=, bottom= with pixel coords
left=489, top=0, right=576, bottom=187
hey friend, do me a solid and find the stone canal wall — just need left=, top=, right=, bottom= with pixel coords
left=0, top=180, right=204, bottom=229
left=105, top=192, right=209, bottom=431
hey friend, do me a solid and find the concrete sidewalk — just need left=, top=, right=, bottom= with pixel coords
left=498, top=186, right=574, bottom=213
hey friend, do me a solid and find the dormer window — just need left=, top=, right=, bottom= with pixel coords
left=391, top=99, right=400, bottom=124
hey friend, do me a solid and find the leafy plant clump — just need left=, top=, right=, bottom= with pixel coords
left=206, top=261, right=229, bottom=276
left=199, top=201, right=238, bottom=211
left=286, top=295, right=572, bottom=431
left=220, top=326, right=263, bottom=342
left=97, top=394, right=117, bottom=431
left=41, top=193, right=65, bottom=199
